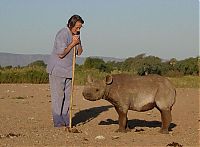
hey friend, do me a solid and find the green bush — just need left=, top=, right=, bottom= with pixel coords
left=0, top=66, right=48, bottom=84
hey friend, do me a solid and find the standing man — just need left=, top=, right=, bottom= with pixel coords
left=47, top=15, right=84, bottom=129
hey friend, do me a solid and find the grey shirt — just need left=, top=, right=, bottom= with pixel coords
left=47, top=27, right=76, bottom=78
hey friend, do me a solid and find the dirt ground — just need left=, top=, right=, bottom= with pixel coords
left=0, top=84, right=199, bottom=147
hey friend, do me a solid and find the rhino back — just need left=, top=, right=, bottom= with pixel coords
left=110, top=74, right=165, bottom=89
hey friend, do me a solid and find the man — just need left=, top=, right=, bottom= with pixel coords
left=47, top=15, right=84, bottom=129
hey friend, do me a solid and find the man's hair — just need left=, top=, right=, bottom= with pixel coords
left=67, top=15, right=84, bottom=30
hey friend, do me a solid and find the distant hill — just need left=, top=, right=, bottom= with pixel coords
left=0, top=52, right=50, bottom=67
left=0, top=52, right=124, bottom=67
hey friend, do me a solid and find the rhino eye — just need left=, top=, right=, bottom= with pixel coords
left=96, top=89, right=99, bottom=92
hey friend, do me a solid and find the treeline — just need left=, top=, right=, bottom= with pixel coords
left=79, top=54, right=199, bottom=76
left=0, top=54, right=199, bottom=84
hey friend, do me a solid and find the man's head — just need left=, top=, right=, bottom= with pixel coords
left=67, top=15, right=84, bottom=35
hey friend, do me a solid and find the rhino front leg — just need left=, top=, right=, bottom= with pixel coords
left=159, top=109, right=172, bottom=134
left=114, top=106, right=128, bottom=133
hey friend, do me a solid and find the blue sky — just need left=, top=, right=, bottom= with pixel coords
left=0, top=0, right=199, bottom=59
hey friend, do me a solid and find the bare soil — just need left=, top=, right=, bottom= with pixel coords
left=0, top=84, right=199, bottom=147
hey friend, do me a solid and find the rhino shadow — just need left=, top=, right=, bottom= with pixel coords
left=99, top=119, right=176, bottom=131
left=72, top=105, right=113, bottom=126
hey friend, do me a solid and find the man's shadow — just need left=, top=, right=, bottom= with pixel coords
left=99, top=118, right=176, bottom=131
left=72, top=105, right=113, bottom=126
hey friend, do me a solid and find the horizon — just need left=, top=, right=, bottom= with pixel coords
left=0, top=51, right=199, bottom=61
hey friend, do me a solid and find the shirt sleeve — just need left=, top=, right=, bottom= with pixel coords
left=54, top=29, right=68, bottom=54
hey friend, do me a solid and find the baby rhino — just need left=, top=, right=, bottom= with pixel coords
left=82, top=74, right=176, bottom=134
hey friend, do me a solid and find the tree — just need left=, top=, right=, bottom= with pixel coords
left=4, top=65, right=12, bottom=69
left=121, top=54, right=163, bottom=75
left=83, top=57, right=114, bottom=73
left=136, top=56, right=162, bottom=75
left=175, top=57, right=199, bottom=75
left=28, top=60, right=46, bottom=67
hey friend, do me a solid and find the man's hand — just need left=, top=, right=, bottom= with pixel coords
left=71, top=35, right=80, bottom=46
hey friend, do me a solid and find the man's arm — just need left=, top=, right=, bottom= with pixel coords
left=58, top=35, right=80, bottom=58
left=58, top=42, right=76, bottom=58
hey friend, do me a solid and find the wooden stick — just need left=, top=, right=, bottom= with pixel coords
left=69, top=46, right=76, bottom=128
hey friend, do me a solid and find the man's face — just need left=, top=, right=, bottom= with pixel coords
left=71, top=21, right=83, bottom=35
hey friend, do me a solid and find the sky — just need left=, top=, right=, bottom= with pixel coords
left=0, top=0, right=199, bottom=60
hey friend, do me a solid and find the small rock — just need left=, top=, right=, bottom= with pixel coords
left=83, top=137, right=89, bottom=141
left=0, top=134, right=5, bottom=139
left=35, top=140, right=39, bottom=143
left=28, top=117, right=34, bottom=120
left=167, top=142, right=183, bottom=147
left=95, top=135, right=105, bottom=140
left=6, top=133, right=21, bottom=138
left=111, top=136, right=120, bottom=140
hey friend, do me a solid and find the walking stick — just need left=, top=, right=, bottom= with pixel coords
left=69, top=46, right=76, bottom=129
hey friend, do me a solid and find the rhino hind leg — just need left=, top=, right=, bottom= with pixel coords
left=159, top=109, right=172, bottom=134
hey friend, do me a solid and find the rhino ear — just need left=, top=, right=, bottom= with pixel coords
left=105, top=75, right=113, bottom=85
left=87, top=75, right=93, bottom=84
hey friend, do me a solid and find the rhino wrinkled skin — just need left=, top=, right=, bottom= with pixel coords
left=82, top=74, right=176, bottom=134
